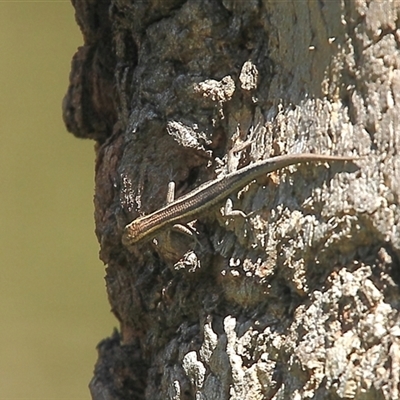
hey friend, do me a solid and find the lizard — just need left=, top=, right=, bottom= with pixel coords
left=122, top=153, right=359, bottom=248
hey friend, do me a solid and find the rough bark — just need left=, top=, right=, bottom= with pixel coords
left=64, top=1, right=400, bottom=399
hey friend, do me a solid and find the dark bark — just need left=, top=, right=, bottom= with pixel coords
left=64, top=1, right=400, bottom=399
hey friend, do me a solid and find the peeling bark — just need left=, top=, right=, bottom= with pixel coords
left=64, top=1, right=400, bottom=399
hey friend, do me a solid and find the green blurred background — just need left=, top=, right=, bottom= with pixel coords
left=0, top=3, right=115, bottom=399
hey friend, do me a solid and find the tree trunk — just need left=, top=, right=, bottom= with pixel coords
left=63, top=1, right=400, bottom=399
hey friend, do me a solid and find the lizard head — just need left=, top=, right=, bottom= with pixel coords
left=122, top=220, right=143, bottom=247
